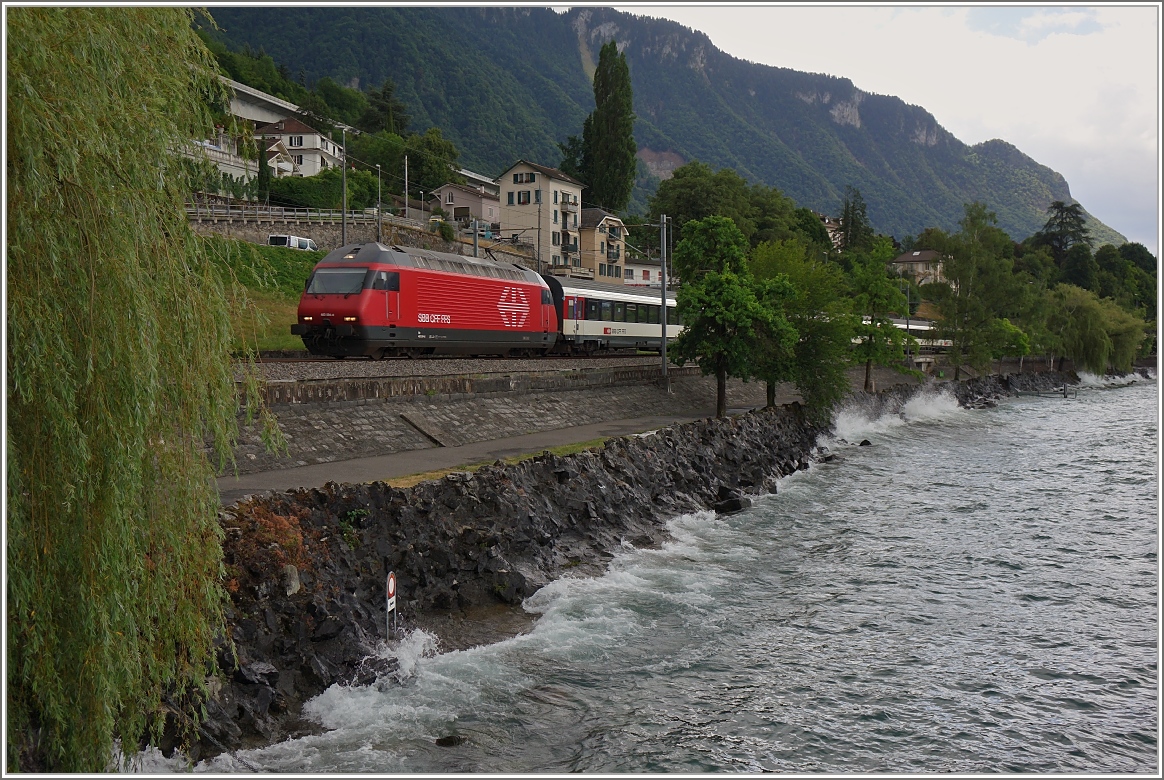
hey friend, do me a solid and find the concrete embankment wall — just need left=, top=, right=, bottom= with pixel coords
left=229, top=365, right=767, bottom=474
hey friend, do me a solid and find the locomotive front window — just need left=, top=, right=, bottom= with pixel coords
left=306, top=268, right=368, bottom=294
left=541, top=289, right=552, bottom=305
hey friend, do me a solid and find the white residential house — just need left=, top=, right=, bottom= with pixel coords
left=497, top=160, right=585, bottom=273
left=891, top=249, right=946, bottom=286
left=255, top=117, right=343, bottom=177
left=623, top=255, right=664, bottom=288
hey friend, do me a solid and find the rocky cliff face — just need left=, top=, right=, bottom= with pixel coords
left=165, top=371, right=1082, bottom=762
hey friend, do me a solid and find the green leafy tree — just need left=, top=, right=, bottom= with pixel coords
left=582, top=41, right=637, bottom=212
left=986, top=317, right=1030, bottom=374
left=848, top=236, right=911, bottom=391
left=557, top=128, right=588, bottom=182
left=357, top=77, right=410, bottom=135
left=670, top=217, right=789, bottom=417
left=406, top=126, right=464, bottom=193
left=648, top=161, right=755, bottom=246
left=930, top=202, right=1022, bottom=379
left=1061, top=242, right=1098, bottom=291
left=1034, top=200, right=1091, bottom=267
left=752, top=239, right=856, bottom=417
left=839, top=185, right=875, bottom=253
left=7, top=7, right=278, bottom=770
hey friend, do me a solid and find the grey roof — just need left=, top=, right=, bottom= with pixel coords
left=499, top=159, right=586, bottom=188
left=892, top=249, right=944, bottom=264
left=580, top=208, right=621, bottom=229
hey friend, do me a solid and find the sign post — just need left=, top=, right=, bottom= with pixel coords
left=386, top=571, right=397, bottom=639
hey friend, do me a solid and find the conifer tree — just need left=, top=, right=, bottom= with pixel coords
left=581, top=41, right=636, bottom=212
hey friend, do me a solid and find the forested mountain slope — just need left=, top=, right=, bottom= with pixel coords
left=202, top=6, right=1124, bottom=245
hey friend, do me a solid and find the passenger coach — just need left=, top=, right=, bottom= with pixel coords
left=540, top=275, right=680, bottom=354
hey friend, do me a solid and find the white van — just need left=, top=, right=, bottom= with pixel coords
left=268, top=235, right=319, bottom=251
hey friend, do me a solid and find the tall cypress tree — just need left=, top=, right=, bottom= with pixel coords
left=584, top=41, right=636, bottom=213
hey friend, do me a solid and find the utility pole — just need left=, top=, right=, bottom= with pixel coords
left=376, top=163, right=382, bottom=243
left=537, top=200, right=542, bottom=274
left=660, top=213, right=669, bottom=391
left=404, top=155, right=409, bottom=221
left=472, top=218, right=479, bottom=257
left=341, top=127, right=347, bottom=246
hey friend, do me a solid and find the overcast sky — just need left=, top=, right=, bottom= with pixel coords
left=583, top=3, right=1160, bottom=255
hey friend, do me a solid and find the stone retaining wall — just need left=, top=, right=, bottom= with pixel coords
left=229, top=367, right=765, bottom=474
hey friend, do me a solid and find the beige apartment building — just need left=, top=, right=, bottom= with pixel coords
left=497, top=160, right=585, bottom=273
left=578, top=208, right=627, bottom=284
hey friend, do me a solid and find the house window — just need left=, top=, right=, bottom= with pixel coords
left=535, top=189, right=542, bottom=204
left=554, top=190, right=559, bottom=204
left=573, top=213, right=578, bottom=228
left=446, top=192, right=454, bottom=204
left=642, top=270, right=650, bottom=280
left=518, top=191, right=531, bottom=205
left=601, top=241, right=605, bottom=253
left=600, top=224, right=607, bottom=234
left=552, top=232, right=560, bottom=246
left=289, top=135, right=303, bottom=147
left=488, top=207, right=495, bottom=218
left=513, top=173, right=520, bottom=184
left=553, top=254, right=561, bottom=265
left=293, top=155, right=303, bottom=165
left=624, top=268, right=633, bottom=279
left=553, top=211, right=558, bottom=224
left=507, top=192, right=514, bottom=205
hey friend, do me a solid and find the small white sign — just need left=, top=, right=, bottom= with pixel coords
left=386, top=571, right=397, bottom=613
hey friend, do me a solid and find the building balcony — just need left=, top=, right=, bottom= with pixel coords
left=547, top=265, right=594, bottom=280
left=606, top=249, right=621, bottom=261
left=561, top=201, right=579, bottom=214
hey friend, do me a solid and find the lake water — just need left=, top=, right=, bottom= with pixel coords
left=149, top=374, right=1159, bottom=774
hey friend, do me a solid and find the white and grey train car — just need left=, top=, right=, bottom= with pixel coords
left=540, top=275, right=682, bottom=354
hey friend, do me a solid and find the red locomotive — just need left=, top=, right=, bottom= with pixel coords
left=291, top=243, right=558, bottom=358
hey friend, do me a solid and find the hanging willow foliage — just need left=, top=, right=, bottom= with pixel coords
left=6, top=7, right=276, bottom=771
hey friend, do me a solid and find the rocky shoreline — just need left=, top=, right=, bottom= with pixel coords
left=167, top=369, right=1090, bottom=762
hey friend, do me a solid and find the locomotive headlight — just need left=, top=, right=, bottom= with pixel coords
left=343, top=316, right=358, bottom=322
left=302, top=316, right=313, bottom=322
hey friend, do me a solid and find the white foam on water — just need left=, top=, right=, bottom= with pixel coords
left=1076, top=370, right=1154, bottom=388
left=825, top=386, right=966, bottom=448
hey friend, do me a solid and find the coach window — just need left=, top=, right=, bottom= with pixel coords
left=600, top=300, right=612, bottom=321
left=648, top=305, right=659, bottom=324
left=567, top=300, right=576, bottom=319
left=586, top=299, right=600, bottom=320
left=613, top=302, right=626, bottom=322
left=636, top=304, right=649, bottom=323
left=625, top=303, right=637, bottom=322
left=666, top=306, right=677, bottom=325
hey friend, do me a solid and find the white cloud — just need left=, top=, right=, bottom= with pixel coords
left=613, top=4, right=1159, bottom=254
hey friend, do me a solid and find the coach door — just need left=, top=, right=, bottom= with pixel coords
left=371, top=270, right=400, bottom=323
left=569, top=297, right=582, bottom=338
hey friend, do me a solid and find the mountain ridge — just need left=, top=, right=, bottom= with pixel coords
left=202, top=5, right=1125, bottom=246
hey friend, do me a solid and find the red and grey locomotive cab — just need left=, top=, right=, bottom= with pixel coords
left=292, top=243, right=558, bottom=358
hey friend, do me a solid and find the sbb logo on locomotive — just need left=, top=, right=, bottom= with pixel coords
left=497, top=287, right=530, bottom=328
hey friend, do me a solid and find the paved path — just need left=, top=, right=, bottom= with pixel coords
left=216, top=408, right=759, bottom=506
